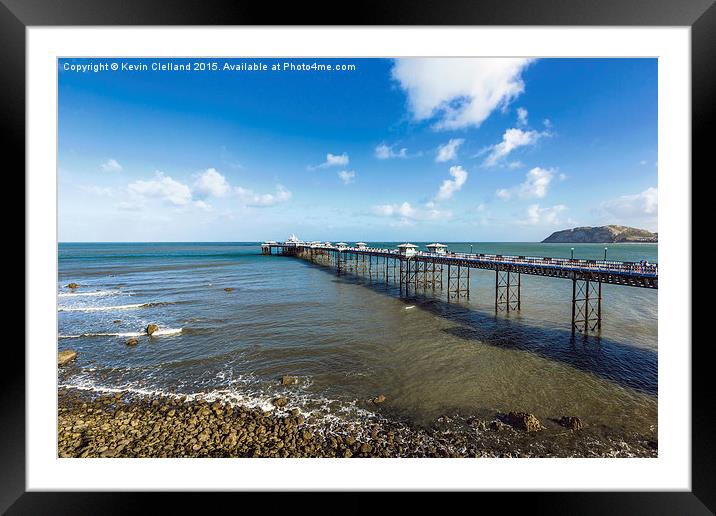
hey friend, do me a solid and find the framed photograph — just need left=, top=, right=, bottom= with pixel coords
left=8, top=0, right=710, bottom=512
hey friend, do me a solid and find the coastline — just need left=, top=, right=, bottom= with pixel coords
left=58, top=387, right=657, bottom=458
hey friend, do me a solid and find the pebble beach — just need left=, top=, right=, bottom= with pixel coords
left=58, top=387, right=657, bottom=458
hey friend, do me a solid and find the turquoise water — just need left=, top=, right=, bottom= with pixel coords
left=58, top=242, right=657, bottom=437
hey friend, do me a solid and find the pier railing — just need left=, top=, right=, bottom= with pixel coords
left=270, top=243, right=657, bottom=276
left=420, top=250, right=657, bottom=276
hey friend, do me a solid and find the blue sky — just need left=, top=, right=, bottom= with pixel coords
left=58, top=58, right=657, bottom=242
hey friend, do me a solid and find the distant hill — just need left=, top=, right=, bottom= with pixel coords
left=542, top=225, right=657, bottom=243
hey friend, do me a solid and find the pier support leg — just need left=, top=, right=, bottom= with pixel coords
left=517, top=272, right=521, bottom=310
left=407, top=259, right=413, bottom=295
left=597, top=281, right=602, bottom=330
left=495, top=267, right=521, bottom=312
left=431, top=259, right=436, bottom=291
left=399, top=258, right=404, bottom=295
left=571, top=278, right=576, bottom=333
left=415, top=260, right=420, bottom=291
left=571, top=276, right=602, bottom=334
left=467, top=267, right=470, bottom=300
left=447, top=264, right=451, bottom=300
left=448, top=264, right=469, bottom=300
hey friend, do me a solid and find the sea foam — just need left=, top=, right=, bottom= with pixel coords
left=59, top=328, right=182, bottom=339
left=58, top=290, right=120, bottom=298
left=58, top=303, right=147, bottom=312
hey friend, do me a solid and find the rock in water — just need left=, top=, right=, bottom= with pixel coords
left=281, top=375, right=298, bottom=386
left=224, top=287, right=234, bottom=292
left=126, top=338, right=139, bottom=346
left=373, top=395, right=386, bottom=404
left=66, top=283, right=79, bottom=289
left=146, top=324, right=159, bottom=336
left=273, top=397, right=288, bottom=408
left=558, top=416, right=583, bottom=430
left=58, top=350, right=77, bottom=366
left=506, top=412, right=544, bottom=432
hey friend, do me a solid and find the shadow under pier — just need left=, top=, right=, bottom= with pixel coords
left=289, top=253, right=658, bottom=397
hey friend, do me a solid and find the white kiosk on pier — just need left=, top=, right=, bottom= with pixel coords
left=426, top=243, right=448, bottom=255
left=397, top=243, right=418, bottom=257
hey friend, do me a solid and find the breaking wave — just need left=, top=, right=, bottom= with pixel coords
left=58, top=302, right=177, bottom=312
left=58, top=290, right=120, bottom=298
left=59, top=328, right=183, bottom=339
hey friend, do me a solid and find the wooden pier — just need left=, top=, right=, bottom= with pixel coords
left=261, top=240, right=657, bottom=335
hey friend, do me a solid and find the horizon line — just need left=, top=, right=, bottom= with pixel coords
left=56, top=240, right=659, bottom=245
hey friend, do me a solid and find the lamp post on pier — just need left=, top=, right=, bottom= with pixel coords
left=604, top=247, right=608, bottom=261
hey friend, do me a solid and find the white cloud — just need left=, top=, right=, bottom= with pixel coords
left=312, top=152, right=349, bottom=169
left=602, top=187, right=658, bottom=220
left=521, top=204, right=568, bottom=225
left=516, top=107, right=528, bottom=126
left=435, top=138, right=464, bottom=162
left=193, top=168, right=231, bottom=198
left=128, top=172, right=193, bottom=206
left=193, top=200, right=212, bottom=211
left=391, top=58, right=533, bottom=130
left=337, top=170, right=356, bottom=184
left=372, top=202, right=414, bottom=218
left=325, top=153, right=349, bottom=166
left=520, top=167, right=554, bottom=198
left=369, top=164, right=468, bottom=225
left=435, top=165, right=468, bottom=201
left=193, top=168, right=291, bottom=206
left=101, top=159, right=122, bottom=172
left=372, top=201, right=451, bottom=223
left=483, top=128, right=546, bottom=167
left=375, top=143, right=408, bottom=159
left=496, top=188, right=511, bottom=200
left=125, top=169, right=291, bottom=211
left=235, top=184, right=292, bottom=207
left=496, top=167, right=555, bottom=200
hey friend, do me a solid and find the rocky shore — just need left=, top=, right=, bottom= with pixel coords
left=58, top=388, right=657, bottom=458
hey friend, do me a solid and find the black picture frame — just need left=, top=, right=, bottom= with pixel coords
left=4, top=0, right=709, bottom=513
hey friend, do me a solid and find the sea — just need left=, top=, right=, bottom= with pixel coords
left=58, top=242, right=657, bottom=438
